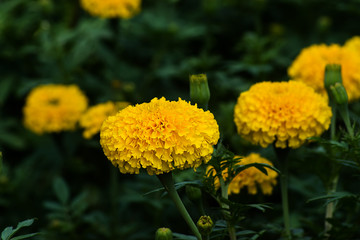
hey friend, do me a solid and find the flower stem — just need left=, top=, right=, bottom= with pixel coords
left=330, top=103, right=336, bottom=141
left=157, top=173, right=202, bottom=240
left=324, top=101, right=340, bottom=237
left=219, top=178, right=237, bottom=240
left=274, top=147, right=291, bottom=240
left=324, top=175, right=339, bottom=236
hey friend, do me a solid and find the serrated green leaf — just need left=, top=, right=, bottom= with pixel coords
left=53, top=177, right=70, bottom=205
left=70, top=191, right=89, bottom=217
left=336, top=159, right=360, bottom=170
left=308, top=191, right=357, bottom=204
left=233, top=163, right=280, bottom=177
left=10, top=233, right=39, bottom=240
left=44, top=201, right=66, bottom=212
left=236, top=230, right=257, bottom=236
left=142, top=186, right=165, bottom=196
left=245, top=203, right=272, bottom=212
left=172, top=232, right=197, bottom=240
left=15, top=219, right=34, bottom=230
left=0, top=132, right=26, bottom=149
left=1, top=226, right=14, bottom=240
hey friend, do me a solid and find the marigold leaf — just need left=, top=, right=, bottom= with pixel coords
left=15, top=219, right=35, bottom=230
left=172, top=232, right=197, bottom=240
left=307, top=191, right=357, bottom=205
left=10, top=233, right=39, bottom=240
left=1, top=227, right=14, bottom=240
left=53, top=177, right=70, bottom=205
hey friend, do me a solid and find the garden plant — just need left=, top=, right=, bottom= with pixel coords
left=1, top=0, right=360, bottom=240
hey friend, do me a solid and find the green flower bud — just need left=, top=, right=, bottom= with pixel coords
left=190, top=74, right=210, bottom=110
left=155, top=227, right=173, bottom=240
left=317, top=16, right=332, bottom=32
left=185, top=185, right=202, bottom=202
left=330, top=83, right=348, bottom=105
left=197, top=216, right=213, bottom=236
left=324, top=64, right=342, bottom=90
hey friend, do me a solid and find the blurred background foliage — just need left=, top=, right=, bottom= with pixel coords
left=1, top=0, right=360, bottom=239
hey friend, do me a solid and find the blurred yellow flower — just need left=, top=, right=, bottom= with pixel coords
left=207, top=153, right=278, bottom=195
left=344, top=36, right=360, bottom=52
left=80, top=0, right=141, bottom=19
left=23, top=84, right=88, bottom=134
left=288, top=44, right=360, bottom=101
left=234, top=81, right=332, bottom=148
left=100, top=97, right=220, bottom=175
left=79, top=101, right=130, bottom=139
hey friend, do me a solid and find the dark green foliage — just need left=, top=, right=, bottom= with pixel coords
left=2, top=0, right=360, bottom=239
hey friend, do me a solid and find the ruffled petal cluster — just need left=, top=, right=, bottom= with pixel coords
left=207, top=153, right=278, bottom=195
left=234, top=81, right=332, bottom=148
left=23, top=84, right=88, bottom=134
left=80, top=101, right=130, bottom=139
left=100, top=97, right=220, bottom=175
left=80, top=0, right=141, bottom=19
left=288, top=44, right=360, bottom=101
left=344, top=36, right=360, bottom=52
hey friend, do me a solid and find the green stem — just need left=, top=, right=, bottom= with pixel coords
left=324, top=100, right=340, bottom=238
left=274, top=147, right=291, bottom=240
left=324, top=175, right=339, bottom=235
left=280, top=160, right=291, bottom=240
left=157, top=173, right=202, bottom=240
left=219, top=178, right=237, bottom=240
left=330, top=102, right=336, bottom=141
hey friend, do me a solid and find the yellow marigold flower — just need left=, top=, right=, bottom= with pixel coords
left=234, top=81, right=332, bottom=148
left=100, top=97, right=220, bottom=175
left=23, top=84, right=88, bottom=134
left=344, top=36, right=360, bottom=52
left=80, top=0, right=141, bottom=19
left=288, top=44, right=360, bottom=101
left=207, top=153, right=278, bottom=195
left=79, top=101, right=130, bottom=139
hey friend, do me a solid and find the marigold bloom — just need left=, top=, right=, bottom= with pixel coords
left=234, top=81, right=332, bottom=148
left=207, top=153, right=278, bottom=195
left=80, top=0, right=141, bottom=19
left=100, top=97, right=220, bottom=175
left=288, top=44, right=360, bottom=101
left=23, top=84, right=88, bottom=134
left=344, top=36, right=360, bottom=52
left=80, top=101, right=130, bottom=139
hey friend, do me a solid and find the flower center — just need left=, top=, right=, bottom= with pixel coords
left=48, top=98, right=60, bottom=105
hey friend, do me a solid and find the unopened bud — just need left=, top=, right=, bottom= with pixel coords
left=185, top=185, right=202, bottom=202
left=330, top=83, right=348, bottom=105
left=155, top=227, right=173, bottom=240
left=190, top=74, right=210, bottom=110
left=197, top=215, right=213, bottom=236
left=324, top=64, right=342, bottom=90
left=317, top=16, right=332, bottom=32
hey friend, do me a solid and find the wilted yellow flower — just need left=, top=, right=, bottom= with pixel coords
left=234, top=81, right=332, bottom=148
left=23, top=84, right=88, bottom=134
left=207, top=153, right=278, bottom=195
left=79, top=101, right=130, bottom=139
left=288, top=44, right=360, bottom=101
left=100, top=97, right=220, bottom=175
left=80, top=0, right=141, bottom=19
